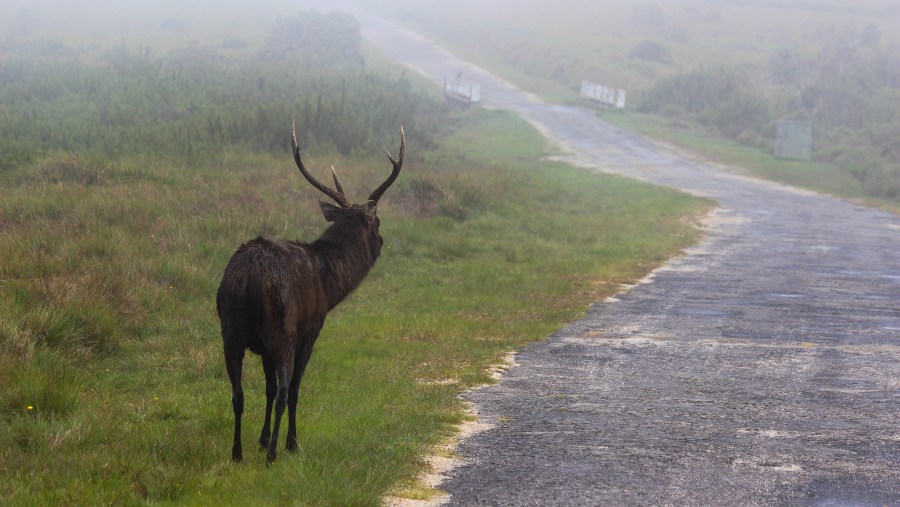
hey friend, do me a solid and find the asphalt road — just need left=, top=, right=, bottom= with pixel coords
left=349, top=9, right=900, bottom=506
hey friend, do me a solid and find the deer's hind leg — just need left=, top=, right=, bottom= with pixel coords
left=265, top=345, right=295, bottom=466
left=258, top=353, right=277, bottom=451
left=224, top=346, right=245, bottom=462
left=286, top=334, right=317, bottom=452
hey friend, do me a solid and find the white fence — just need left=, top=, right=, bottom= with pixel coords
left=580, top=80, right=626, bottom=109
left=444, top=75, right=480, bottom=105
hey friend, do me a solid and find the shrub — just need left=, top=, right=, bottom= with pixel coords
left=658, top=103, right=688, bottom=120
left=735, top=129, right=769, bottom=151
left=629, top=40, right=673, bottom=65
left=639, top=66, right=769, bottom=139
left=388, top=176, right=450, bottom=218
left=701, top=94, right=770, bottom=138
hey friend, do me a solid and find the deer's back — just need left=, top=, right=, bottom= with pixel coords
left=217, top=237, right=326, bottom=355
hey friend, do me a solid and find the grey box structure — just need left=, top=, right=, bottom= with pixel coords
left=774, top=120, right=812, bottom=161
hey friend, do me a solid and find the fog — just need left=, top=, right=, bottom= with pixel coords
left=5, top=0, right=898, bottom=58
left=4, top=0, right=900, bottom=197
left=3, top=0, right=321, bottom=51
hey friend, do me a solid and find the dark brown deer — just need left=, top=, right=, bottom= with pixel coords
left=216, top=122, right=404, bottom=465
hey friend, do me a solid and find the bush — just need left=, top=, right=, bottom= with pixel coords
left=834, top=146, right=900, bottom=199
left=629, top=40, right=673, bottom=65
left=388, top=176, right=450, bottom=218
left=639, top=66, right=769, bottom=139
left=639, top=66, right=741, bottom=114
left=735, top=129, right=769, bottom=151
left=701, top=94, right=770, bottom=138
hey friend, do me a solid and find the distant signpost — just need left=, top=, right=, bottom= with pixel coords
left=580, top=80, right=626, bottom=109
left=774, top=119, right=812, bottom=161
left=444, top=74, right=480, bottom=107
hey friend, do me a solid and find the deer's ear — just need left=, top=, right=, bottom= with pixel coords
left=319, top=201, right=342, bottom=222
left=363, top=200, right=377, bottom=219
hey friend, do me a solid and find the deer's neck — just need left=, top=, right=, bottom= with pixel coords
left=311, top=231, right=378, bottom=310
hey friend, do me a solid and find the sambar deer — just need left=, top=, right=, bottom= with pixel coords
left=216, top=122, right=405, bottom=464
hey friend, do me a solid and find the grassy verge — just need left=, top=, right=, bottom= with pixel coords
left=0, top=102, right=706, bottom=504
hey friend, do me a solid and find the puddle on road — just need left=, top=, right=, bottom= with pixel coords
left=674, top=308, right=729, bottom=318
left=769, top=292, right=805, bottom=298
left=576, top=333, right=670, bottom=346
left=731, top=456, right=803, bottom=473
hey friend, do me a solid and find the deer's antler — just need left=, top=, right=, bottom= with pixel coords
left=368, top=127, right=405, bottom=204
left=291, top=121, right=351, bottom=208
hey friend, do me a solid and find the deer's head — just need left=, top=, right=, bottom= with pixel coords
left=291, top=122, right=405, bottom=259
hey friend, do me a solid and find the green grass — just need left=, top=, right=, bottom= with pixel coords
left=0, top=105, right=707, bottom=504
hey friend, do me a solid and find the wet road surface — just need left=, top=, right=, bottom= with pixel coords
left=350, top=9, right=900, bottom=506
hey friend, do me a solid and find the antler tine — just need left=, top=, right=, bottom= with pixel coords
left=291, top=121, right=351, bottom=207
left=368, top=126, right=405, bottom=204
left=330, top=165, right=345, bottom=196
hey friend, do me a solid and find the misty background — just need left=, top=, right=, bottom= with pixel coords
left=3, top=0, right=899, bottom=199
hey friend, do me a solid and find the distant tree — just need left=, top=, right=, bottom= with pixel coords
left=769, top=49, right=802, bottom=84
